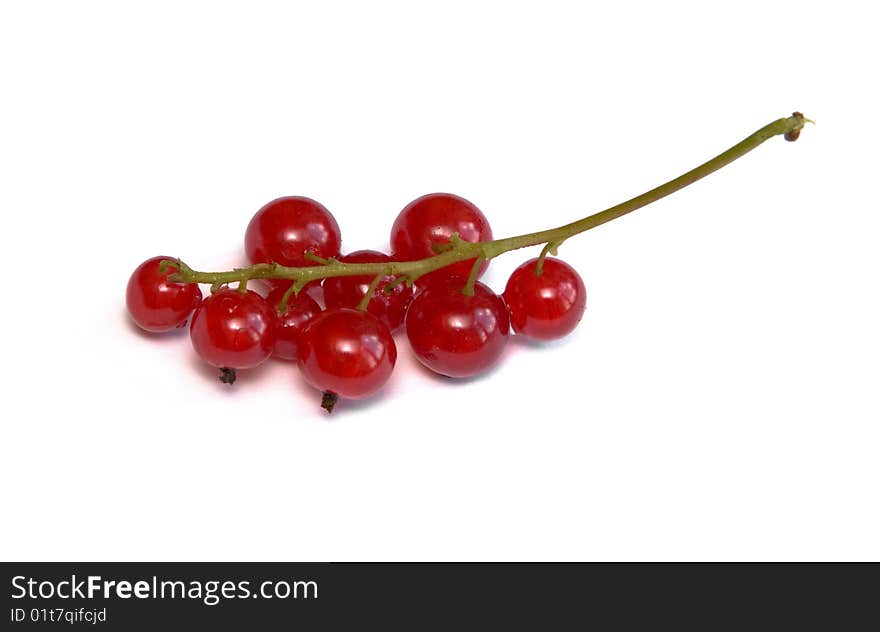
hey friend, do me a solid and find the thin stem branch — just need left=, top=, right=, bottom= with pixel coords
left=167, top=113, right=810, bottom=288
left=462, top=255, right=486, bottom=296
left=357, top=274, right=385, bottom=311
left=277, top=281, right=298, bottom=313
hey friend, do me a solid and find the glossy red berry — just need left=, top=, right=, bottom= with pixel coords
left=322, top=250, right=413, bottom=331
left=265, top=286, right=322, bottom=360
left=503, top=257, right=586, bottom=341
left=190, top=288, right=277, bottom=377
left=405, top=280, right=510, bottom=378
left=126, top=256, right=202, bottom=332
left=390, top=193, right=492, bottom=285
left=245, top=196, right=341, bottom=268
left=298, top=308, right=397, bottom=403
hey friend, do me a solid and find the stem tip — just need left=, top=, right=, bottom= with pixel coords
left=784, top=111, right=813, bottom=142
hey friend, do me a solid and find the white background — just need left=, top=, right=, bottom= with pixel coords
left=1, top=1, right=877, bottom=561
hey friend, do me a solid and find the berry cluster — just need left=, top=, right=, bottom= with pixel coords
left=125, top=113, right=809, bottom=413
left=127, top=193, right=586, bottom=411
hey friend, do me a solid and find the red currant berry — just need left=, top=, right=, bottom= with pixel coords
left=405, top=280, right=510, bottom=378
left=322, top=250, right=413, bottom=331
left=245, top=196, right=341, bottom=267
left=503, top=257, right=586, bottom=341
left=126, top=256, right=203, bottom=332
left=190, top=288, right=277, bottom=381
left=390, top=193, right=492, bottom=285
left=297, top=308, right=397, bottom=406
left=265, top=286, right=322, bottom=360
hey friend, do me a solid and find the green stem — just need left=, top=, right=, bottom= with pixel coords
left=462, top=255, right=486, bottom=296
left=276, top=281, right=298, bottom=314
left=357, top=274, right=385, bottom=311
left=167, top=113, right=810, bottom=289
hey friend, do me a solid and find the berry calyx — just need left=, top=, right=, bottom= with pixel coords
left=218, top=367, right=237, bottom=384
left=297, top=308, right=397, bottom=406
left=405, top=280, right=510, bottom=378
left=321, top=391, right=339, bottom=414
left=503, top=257, right=586, bottom=340
left=126, top=256, right=203, bottom=332
left=190, top=288, right=277, bottom=379
left=322, top=250, right=413, bottom=331
left=390, top=193, right=492, bottom=286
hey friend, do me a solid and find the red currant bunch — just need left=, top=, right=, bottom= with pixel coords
left=123, top=113, right=811, bottom=413
left=126, top=192, right=586, bottom=412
